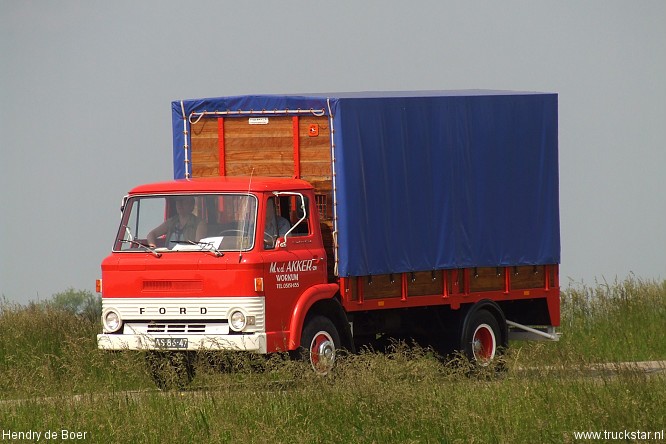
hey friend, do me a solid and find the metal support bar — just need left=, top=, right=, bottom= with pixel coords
left=217, top=117, right=225, bottom=176
left=442, top=270, right=449, bottom=298
left=292, top=116, right=300, bottom=179
left=507, top=320, right=559, bottom=341
left=180, top=101, right=191, bottom=179
left=356, top=276, right=364, bottom=305
left=326, top=98, right=340, bottom=278
left=189, top=108, right=326, bottom=123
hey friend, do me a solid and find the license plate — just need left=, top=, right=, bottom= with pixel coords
left=154, top=338, right=189, bottom=349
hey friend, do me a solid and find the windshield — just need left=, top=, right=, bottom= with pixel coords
left=114, top=193, right=257, bottom=252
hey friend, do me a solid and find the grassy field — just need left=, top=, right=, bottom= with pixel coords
left=1, top=277, right=665, bottom=443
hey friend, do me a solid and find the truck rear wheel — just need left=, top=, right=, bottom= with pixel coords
left=462, top=309, right=501, bottom=366
left=298, top=316, right=340, bottom=375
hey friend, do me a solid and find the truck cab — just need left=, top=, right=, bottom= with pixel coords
left=97, top=177, right=335, bottom=358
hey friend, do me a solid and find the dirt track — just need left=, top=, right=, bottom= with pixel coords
left=2, top=360, right=665, bottom=407
left=516, top=360, right=666, bottom=375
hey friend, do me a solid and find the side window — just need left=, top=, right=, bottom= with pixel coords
left=289, top=196, right=310, bottom=236
left=264, top=197, right=289, bottom=250
left=263, top=194, right=311, bottom=249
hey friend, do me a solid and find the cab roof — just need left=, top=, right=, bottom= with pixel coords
left=128, top=176, right=313, bottom=195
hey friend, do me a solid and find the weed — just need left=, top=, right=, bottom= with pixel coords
left=1, top=277, right=664, bottom=443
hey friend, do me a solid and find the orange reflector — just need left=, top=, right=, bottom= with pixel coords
left=95, top=279, right=103, bottom=293
left=254, top=277, right=264, bottom=292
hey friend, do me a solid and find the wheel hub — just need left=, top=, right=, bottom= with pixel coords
left=472, top=324, right=496, bottom=365
left=311, top=332, right=335, bottom=373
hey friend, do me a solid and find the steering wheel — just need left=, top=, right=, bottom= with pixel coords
left=263, top=232, right=277, bottom=248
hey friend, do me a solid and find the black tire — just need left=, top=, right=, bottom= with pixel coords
left=461, top=309, right=502, bottom=367
left=145, top=351, right=195, bottom=390
left=297, top=316, right=340, bottom=375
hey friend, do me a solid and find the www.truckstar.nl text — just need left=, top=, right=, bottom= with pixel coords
left=572, top=429, right=664, bottom=441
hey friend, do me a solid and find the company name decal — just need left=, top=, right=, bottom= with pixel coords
left=269, top=260, right=317, bottom=289
left=269, top=260, right=317, bottom=273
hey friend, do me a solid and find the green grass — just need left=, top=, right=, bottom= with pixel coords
left=513, top=275, right=666, bottom=365
left=1, top=277, right=665, bottom=443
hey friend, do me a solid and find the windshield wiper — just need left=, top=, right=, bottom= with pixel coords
left=120, top=239, right=162, bottom=258
left=172, top=240, right=225, bottom=257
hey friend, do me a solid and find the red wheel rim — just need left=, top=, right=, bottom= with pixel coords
left=310, top=331, right=335, bottom=374
left=472, top=324, right=496, bottom=365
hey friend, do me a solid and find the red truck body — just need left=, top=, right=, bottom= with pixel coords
left=98, top=91, right=560, bottom=374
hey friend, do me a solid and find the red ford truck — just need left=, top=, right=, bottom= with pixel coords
left=97, top=91, right=560, bottom=379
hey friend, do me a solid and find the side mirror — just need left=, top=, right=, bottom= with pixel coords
left=120, top=195, right=129, bottom=213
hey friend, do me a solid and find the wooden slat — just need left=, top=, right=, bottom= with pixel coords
left=225, top=163, right=295, bottom=177
left=348, top=271, right=446, bottom=300
left=298, top=116, right=332, bottom=235
left=190, top=118, right=219, bottom=178
left=511, top=266, right=545, bottom=290
left=225, top=119, right=293, bottom=133
left=192, top=166, right=219, bottom=177
left=361, top=274, right=402, bottom=300
left=408, top=271, right=444, bottom=296
left=469, top=267, right=505, bottom=292
left=190, top=118, right=218, bottom=136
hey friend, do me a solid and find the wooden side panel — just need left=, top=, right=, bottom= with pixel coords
left=298, top=116, right=332, bottom=182
left=363, top=274, right=402, bottom=300
left=190, top=118, right=220, bottom=177
left=343, top=264, right=557, bottom=309
left=348, top=271, right=444, bottom=301
left=224, top=118, right=294, bottom=177
left=511, top=266, right=545, bottom=290
left=469, top=267, right=505, bottom=292
left=408, top=271, right=444, bottom=296
left=190, top=115, right=332, bottom=182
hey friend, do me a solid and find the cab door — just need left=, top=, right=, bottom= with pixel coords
left=261, top=192, right=327, bottom=342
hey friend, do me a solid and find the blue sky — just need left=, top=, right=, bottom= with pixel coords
left=1, top=1, right=665, bottom=303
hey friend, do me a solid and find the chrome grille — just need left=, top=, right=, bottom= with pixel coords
left=147, top=323, right=207, bottom=333
left=125, top=322, right=229, bottom=335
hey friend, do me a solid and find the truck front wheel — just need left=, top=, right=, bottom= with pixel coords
left=298, top=316, right=340, bottom=375
left=462, top=309, right=501, bottom=366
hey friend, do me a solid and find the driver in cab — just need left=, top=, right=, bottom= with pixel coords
left=147, top=196, right=206, bottom=248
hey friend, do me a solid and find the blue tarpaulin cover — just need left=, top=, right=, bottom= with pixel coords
left=172, top=91, right=559, bottom=277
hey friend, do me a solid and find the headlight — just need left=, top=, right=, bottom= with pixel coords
left=103, top=309, right=122, bottom=333
left=229, top=310, right=247, bottom=332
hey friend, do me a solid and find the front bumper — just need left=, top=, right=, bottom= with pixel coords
left=97, top=333, right=267, bottom=353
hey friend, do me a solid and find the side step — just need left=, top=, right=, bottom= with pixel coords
left=507, top=320, right=559, bottom=341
